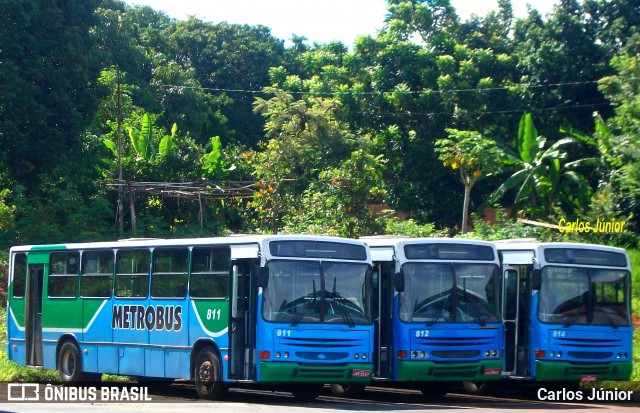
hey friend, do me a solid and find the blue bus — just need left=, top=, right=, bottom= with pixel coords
left=486, top=241, right=633, bottom=391
left=331, top=237, right=503, bottom=397
left=6, top=235, right=374, bottom=401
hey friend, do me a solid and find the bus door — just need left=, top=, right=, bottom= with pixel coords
left=373, top=261, right=394, bottom=379
left=229, top=259, right=258, bottom=380
left=501, top=266, right=519, bottom=375
left=25, top=264, right=44, bottom=367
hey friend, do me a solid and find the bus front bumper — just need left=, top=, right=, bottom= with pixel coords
left=396, top=360, right=503, bottom=381
left=534, top=360, right=632, bottom=381
left=259, top=362, right=373, bottom=383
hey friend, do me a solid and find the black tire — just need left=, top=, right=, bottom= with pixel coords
left=58, top=341, right=99, bottom=383
left=463, top=381, right=497, bottom=396
left=193, top=347, right=227, bottom=400
left=291, top=383, right=324, bottom=402
left=329, top=383, right=366, bottom=397
left=420, top=382, right=450, bottom=398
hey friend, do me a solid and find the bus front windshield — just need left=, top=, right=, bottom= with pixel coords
left=539, top=267, right=630, bottom=327
left=398, top=263, right=500, bottom=324
left=262, top=260, right=371, bottom=326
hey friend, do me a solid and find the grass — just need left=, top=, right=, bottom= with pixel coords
left=0, top=306, right=130, bottom=383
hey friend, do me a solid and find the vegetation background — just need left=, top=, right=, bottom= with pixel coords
left=0, top=0, right=638, bottom=386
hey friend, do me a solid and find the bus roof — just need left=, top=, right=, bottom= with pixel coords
left=9, top=234, right=369, bottom=253
left=362, top=237, right=499, bottom=263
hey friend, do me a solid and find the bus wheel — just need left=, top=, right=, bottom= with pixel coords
left=194, top=347, right=227, bottom=400
left=291, top=383, right=324, bottom=402
left=58, top=341, right=98, bottom=383
left=420, top=382, right=449, bottom=398
left=463, top=381, right=497, bottom=396
left=329, top=384, right=366, bottom=397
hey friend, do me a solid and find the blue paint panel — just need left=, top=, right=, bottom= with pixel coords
left=165, top=349, right=191, bottom=378
left=119, top=346, right=145, bottom=376
left=8, top=340, right=26, bottom=365
left=82, top=344, right=99, bottom=372
left=145, top=348, right=165, bottom=377
left=97, top=346, right=119, bottom=374
left=43, top=342, right=57, bottom=369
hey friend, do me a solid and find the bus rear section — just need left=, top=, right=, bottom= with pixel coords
left=356, top=238, right=503, bottom=397
left=496, top=241, right=633, bottom=385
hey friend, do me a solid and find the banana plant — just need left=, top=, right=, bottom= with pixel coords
left=128, top=112, right=154, bottom=160
left=489, top=113, right=589, bottom=215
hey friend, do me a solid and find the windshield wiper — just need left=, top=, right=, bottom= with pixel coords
left=291, top=279, right=317, bottom=327
left=461, top=279, right=486, bottom=327
left=331, top=276, right=355, bottom=327
left=426, top=290, right=452, bottom=326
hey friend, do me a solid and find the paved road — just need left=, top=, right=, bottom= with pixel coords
left=1, top=383, right=638, bottom=413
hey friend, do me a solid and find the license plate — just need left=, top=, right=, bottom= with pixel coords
left=483, top=368, right=500, bottom=376
left=581, top=375, right=597, bottom=382
left=351, top=369, right=371, bottom=378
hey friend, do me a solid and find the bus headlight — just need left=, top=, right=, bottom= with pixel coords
left=283, top=352, right=289, bottom=359
left=275, top=352, right=281, bottom=359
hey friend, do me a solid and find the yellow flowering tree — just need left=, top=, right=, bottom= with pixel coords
left=435, top=129, right=504, bottom=233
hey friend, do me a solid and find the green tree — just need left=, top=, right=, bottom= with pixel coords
left=282, top=150, right=387, bottom=237
left=435, top=129, right=504, bottom=232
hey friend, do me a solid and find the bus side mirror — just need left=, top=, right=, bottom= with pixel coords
left=258, top=266, right=269, bottom=288
left=531, top=269, right=541, bottom=290
left=394, top=271, right=405, bottom=292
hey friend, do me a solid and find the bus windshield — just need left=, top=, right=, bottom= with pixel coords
left=398, top=263, right=500, bottom=324
left=262, top=260, right=371, bottom=326
left=539, top=266, right=630, bottom=327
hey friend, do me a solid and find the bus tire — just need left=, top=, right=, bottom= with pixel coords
left=193, top=347, right=227, bottom=400
left=291, top=383, right=323, bottom=402
left=463, top=381, right=497, bottom=396
left=329, top=383, right=365, bottom=397
left=58, top=341, right=98, bottom=383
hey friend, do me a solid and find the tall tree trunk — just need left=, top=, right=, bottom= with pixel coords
left=462, top=183, right=472, bottom=233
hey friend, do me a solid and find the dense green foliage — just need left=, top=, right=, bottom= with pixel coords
left=0, top=0, right=639, bottom=247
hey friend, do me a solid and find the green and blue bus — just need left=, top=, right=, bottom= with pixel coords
left=332, top=237, right=503, bottom=397
left=479, top=240, right=633, bottom=392
left=6, top=235, right=375, bottom=401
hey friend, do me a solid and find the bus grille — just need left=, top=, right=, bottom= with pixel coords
left=555, top=337, right=622, bottom=348
left=295, top=351, right=349, bottom=360
left=565, top=365, right=612, bottom=375
left=431, top=364, right=480, bottom=379
left=568, top=351, right=613, bottom=359
left=294, top=366, right=349, bottom=379
left=431, top=350, right=480, bottom=359
left=279, top=337, right=366, bottom=349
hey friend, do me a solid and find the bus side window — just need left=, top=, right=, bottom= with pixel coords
left=151, top=248, right=188, bottom=298
left=81, top=250, right=114, bottom=298
left=115, top=250, right=150, bottom=298
left=49, top=252, right=80, bottom=298
left=189, top=247, right=230, bottom=299
left=12, top=253, right=27, bottom=298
